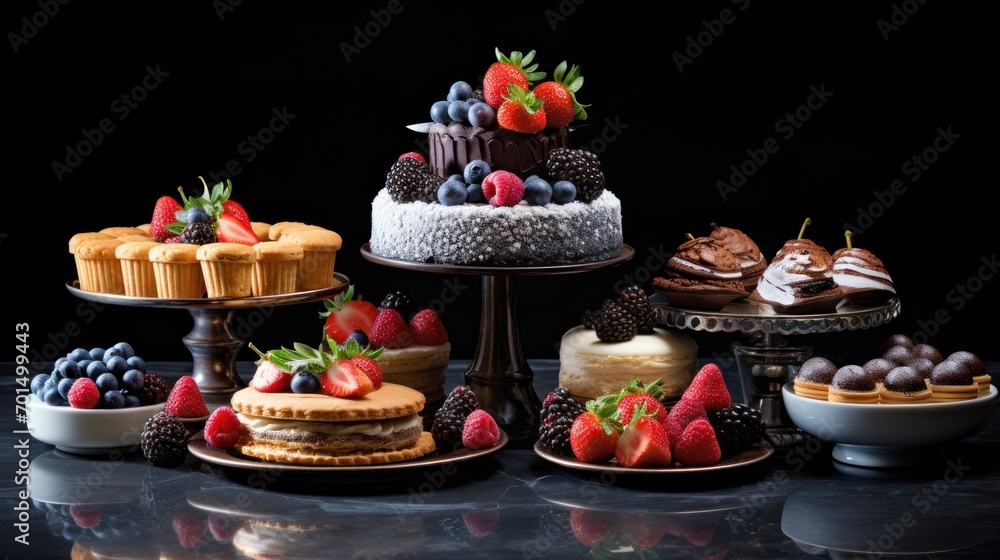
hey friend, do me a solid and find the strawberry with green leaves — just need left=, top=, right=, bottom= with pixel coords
left=497, top=83, right=546, bottom=134
left=615, top=377, right=668, bottom=428
left=615, top=401, right=673, bottom=468
left=369, top=307, right=413, bottom=349
left=247, top=341, right=330, bottom=393
left=170, top=177, right=259, bottom=246
left=327, top=336, right=385, bottom=390
left=319, top=285, right=380, bottom=346
left=482, top=48, right=546, bottom=109
left=320, top=358, right=374, bottom=398
left=531, top=60, right=588, bottom=128
left=150, top=195, right=183, bottom=240
left=569, top=394, right=621, bottom=463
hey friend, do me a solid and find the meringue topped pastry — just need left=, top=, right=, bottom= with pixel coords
left=945, top=350, right=991, bottom=396
left=749, top=219, right=843, bottom=313
left=831, top=231, right=896, bottom=304
left=928, top=360, right=978, bottom=402
left=793, top=356, right=838, bottom=400
left=828, top=364, right=880, bottom=404
left=652, top=235, right=747, bottom=310
left=880, top=365, right=932, bottom=404
left=709, top=224, right=767, bottom=290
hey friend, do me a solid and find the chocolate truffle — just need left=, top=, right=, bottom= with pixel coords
left=911, top=343, right=944, bottom=365
left=904, top=357, right=935, bottom=380
left=882, top=345, right=915, bottom=365
left=798, top=357, right=838, bottom=384
left=879, top=333, right=914, bottom=353
left=945, top=350, right=985, bottom=375
left=831, top=365, right=876, bottom=391
left=882, top=366, right=926, bottom=393
left=929, top=360, right=973, bottom=386
left=862, top=358, right=895, bottom=383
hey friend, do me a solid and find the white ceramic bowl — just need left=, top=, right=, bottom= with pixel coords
left=26, top=394, right=164, bottom=454
left=782, top=382, right=998, bottom=468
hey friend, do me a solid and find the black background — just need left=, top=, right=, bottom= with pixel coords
left=9, top=0, right=995, bottom=372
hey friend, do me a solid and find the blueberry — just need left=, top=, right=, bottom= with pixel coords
left=103, top=346, right=125, bottom=361
left=58, top=360, right=81, bottom=379
left=112, top=341, right=135, bottom=359
left=126, top=355, right=146, bottom=372
left=466, top=183, right=486, bottom=204
left=430, top=100, right=451, bottom=124
left=448, top=174, right=465, bottom=183
left=438, top=179, right=468, bottom=206
left=95, top=372, right=119, bottom=393
left=345, top=330, right=370, bottom=349
left=42, top=377, right=57, bottom=394
left=86, top=360, right=110, bottom=380
left=53, top=356, right=68, bottom=371
left=89, top=347, right=106, bottom=361
left=43, top=387, right=64, bottom=406
left=552, top=181, right=577, bottom=204
left=448, top=80, right=473, bottom=101
left=31, top=373, right=50, bottom=395
left=468, top=102, right=496, bottom=128
left=290, top=371, right=320, bottom=394
left=105, top=356, right=129, bottom=377
left=101, top=390, right=125, bottom=409
left=57, top=378, right=76, bottom=400
left=124, top=394, right=142, bottom=408
left=524, top=180, right=553, bottom=206
left=68, top=348, right=91, bottom=363
left=185, top=207, right=211, bottom=224
left=464, top=160, right=492, bottom=184
left=447, top=99, right=470, bottom=123
left=122, top=369, right=144, bottom=392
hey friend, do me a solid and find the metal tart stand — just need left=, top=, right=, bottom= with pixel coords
left=652, top=294, right=901, bottom=447
left=66, top=274, right=350, bottom=408
left=362, top=244, right=635, bottom=444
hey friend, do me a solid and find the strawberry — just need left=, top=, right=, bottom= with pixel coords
left=462, top=509, right=501, bottom=538
left=150, top=195, right=183, bottom=240
left=673, top=418, right=722, bottom=467
left=615, top=402, right=673, bottom=468
left=496, top=83, right=546, bottom=134
left=398, top=151, right=426, bottom=163
left=248, top=341, right=331, bottom=392
left=172, top=511, right=205, bottom=549
left=350, top=355, right=383, bottom=389
left=203, top=406, right=244, bottom=450
left=667, top=398, right=707, bottom=431
left=320, top=359, right=374, bottom=398
left=531, top=60, right=587, bottom=128
left=680, top=363, right=732, bottom=411
left=569, top=508, right=614, bottom=546
left=462, top=409, right=500, bottom=449
left=369, top=307, right=413, bottom=349
left=615, top=377, right=668, bottom=427
left=207, top=514, right=239, bottom=543
left=248, top=359, right=293, bottom=393
left=481, top=170, right=525, bottom=207
left=482, top=48, right=546, bottom=109
left=164, top=376, right=210, bottom=418
left=319, top=285, right=379, bottom=346
left=569, top=395, right=621, bottom=463
left=621, top=513, right=664, bottom=549
left=221, top=199, right=251, bottom=228
left=215, top=212, right=259, bottom=245
left=70, top=505, right=103, bottom=529
left=409, top=309, right=448, bottom=346
left=67, top=377, right=100, bottom=409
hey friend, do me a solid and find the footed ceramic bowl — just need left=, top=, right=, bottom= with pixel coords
left=782, top=382, right=997, bottom=468
left=26, top=394, right=164, bottom=454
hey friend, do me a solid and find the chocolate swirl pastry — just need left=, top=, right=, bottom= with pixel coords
left=749, top=237, right=843, bottom=314
left=709, top=225, right=767, bottom=289
left=652, top=236, right=747, bottom=310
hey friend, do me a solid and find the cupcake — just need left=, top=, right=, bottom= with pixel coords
left=945, top=351, right=991, bottom=397
left=100, top=226, right=152, bottom=239
left=749, top=219, right=843, bottom=313
left=828, top=364, right=879, bottom=404
left=251, top=241, right=304, bottom=296
left=928, top=360, right=978, bottom=402
left=148, top=243, right=206, bottom=299
left=651, top=235, right=747, bottom=310
left=73, top=237, right=126, bottom=294
left=281, top=228, right=343, bottom=291
left=830, top=230, right=896, bottom=305
left=197, top=242, right=257, bottom=298
left=69, top=232, right=116, bottom=290
left=861, top=357, right=895, bottom=385
left=135, top=223, right=152, bottom=235
left=793, top=356, right=838, bottom=400
left=115, top=241, right=161, bottom=298
left=268, top=221, right=319, bottom=240
left=251, top=221, right=273, bottom=242
left=709, top=224, right=767, bottom=290
left=879, top=365, right=932, bottom=404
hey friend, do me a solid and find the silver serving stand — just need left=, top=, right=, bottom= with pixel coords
left=652, top=294, right=901, bottom=447
left=361, top=243, right=635, bottom=444
left=66, top=274, right=350, bottom=408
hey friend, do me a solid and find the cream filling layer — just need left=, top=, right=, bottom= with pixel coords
left=668, top=257, right=742, bottom=279
left=237, top=412, right=421, bottom=437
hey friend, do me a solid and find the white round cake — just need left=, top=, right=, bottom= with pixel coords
left=558, top=325, right=699, bottom=400
left=369, top=188, right=623, bottom=266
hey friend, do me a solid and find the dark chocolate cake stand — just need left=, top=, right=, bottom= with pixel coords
left=361, top=243, right=635, bottom=444
left=652, top=295, right=901, bottom=447
left=66, top=274, right=350, bottom=408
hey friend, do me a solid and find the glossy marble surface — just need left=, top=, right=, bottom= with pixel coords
left=4, top=360, right=999, bottom=559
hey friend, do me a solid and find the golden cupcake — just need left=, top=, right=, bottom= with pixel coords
left=69, top=232, right=116, bottom=290
left=944, top=351, right=991, bottom=397
left=73, top=237, right=126, bottom=294
left=879, top=365, right=932, bottom=404
left=115, top=241, right=161, bottom=298
left=148, top=243, right=206, bottom=299
left=827, top=365, right=879, bottom=404
left=281, top=228, right=343, bottom=291
left=251, top=241, right=303, bottom=296
left=793, top=356, right=837, bottom=400
left=268, top=221, right=319, bottom=240
left=251, top=221, right=273, bottom=242
left=197, top=242, right=257, bottom=298
left=928, top=360, right=978, bottom=402
left=100, top=226, right=152, bottom=239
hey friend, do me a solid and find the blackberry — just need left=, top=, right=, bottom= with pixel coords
left=139, top=373, right=169, bottom=405
left=431, top=386, right=479, bottom=448
left=615, top=284, right=657, bottom=334
left=594, top=301, right=637, bottom=342
left=537, top=387, right=586, bottom=456
left=380, top=291, right=414, bottom=319
left=707, top=403, right=766, bottom=457
left=140, top=411, right=189, bottom=468
left=545, top=148, right=605, bottom=202
left=179, top=221, right=216, bottom=245
left=386, top=157, right=446, bottom=203
left=580, top=296, right=612, bottom=330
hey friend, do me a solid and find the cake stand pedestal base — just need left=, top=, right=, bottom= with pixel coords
left=184, top=308, right=247, bottom=409
left=731, top=338, right=812, bottom=445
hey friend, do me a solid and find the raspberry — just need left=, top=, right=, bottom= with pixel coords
left=203, top=406, right=244, bottom=450
left=67, top=378, right=100, bottom=409
left=482, top=170, right=525, bottom=207
left=462, top=409, right=500, bottom=449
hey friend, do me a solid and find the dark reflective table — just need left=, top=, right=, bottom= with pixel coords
left=4, top=360, right=999, bottom=559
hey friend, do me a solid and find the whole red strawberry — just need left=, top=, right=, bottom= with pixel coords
left=496, top=83, right=546, bottom=134
left=531, top=60, right=588, bottom=128
left=482, top=48, right=546, bottom=109
left=673, top=418, right=722, bottom=467
left=369, top=308, right=413, bottom=349
left=248, top=359, right=293, bottom=393
left=482, top=170, right=525, bottom=207
left=409, top=309, right=449, bottom=346
left=150, top=195, right=183, bottom=240
left=680, top=363, right=732, bottom=411
left=164, top=376, right=210, bottom=418
left=569, top=396, right=621, bottom=463
left=615, top=377, right=668, bottom=427
left=203, top=406, right=244, bottom=450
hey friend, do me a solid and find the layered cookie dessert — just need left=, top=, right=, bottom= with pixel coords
left=928, top=360, right=979, bottom=402
left=827, top=364, right=880, bottom=404
left=652, top=235, right=747, bottom=310
left=793, top=356, right=838, bottom=400
left=879, top=365, right=932, bottom=404
left=945, top=350, right=991, bottom=397
left=709, top=223, right=767, bottom=290
left=831, top=230, right=896, bottom=304
left=749, top=218, right=843, bottom=313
